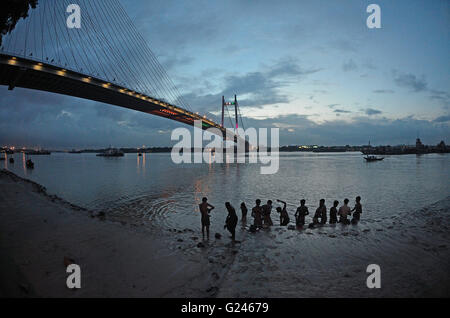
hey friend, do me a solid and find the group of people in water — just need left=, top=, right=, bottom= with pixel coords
left=198, top=196, right=363, bottom=241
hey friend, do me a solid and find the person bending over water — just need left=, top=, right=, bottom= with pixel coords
left=199, top=197, right=215, bottom=239
left=240, top=202, right=248, bottom=223
left=252, top=199, right=263, bottom=228
left=295, top=199, right=309, bottom=227
left=224, top=202, right=238, bottom=241
left=313, top=199, right=327, bottom=224
left=338, top=198, right=351, bottom=225
left=351, top=196, right=362, bottom=224
left=262, top=200, right=274, bottom=227
left=330, top=200, right=339, bottom=224
left=276, top=199, right=290, bottom=226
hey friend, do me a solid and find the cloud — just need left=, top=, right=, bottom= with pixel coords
left=330, top=39, right=358, bottom=53
left=243, top=113, right=450, bottom=146
left=428, top=90, right=450, bottom=109
left=342, top=59, right=358, bottom=72
left=1, top=85, right=448, bottom=148
left=429, top=90, right=449, bottom=100
left=393, top=71, right=427, bottom=92
left=364, top=108, right=383, bottom=116
left=328, top=104, right=340, bottom=109
left=333, top=109, right=351, bottom=113
left=159, top=55, right=195, bottom=72
left=433, top=115, right=450, bottom=123
left=182, top=58, right=322, bottom=112
left=373, top=89, right=395, bottom=94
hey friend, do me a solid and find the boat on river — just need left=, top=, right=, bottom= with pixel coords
left=364, top=155, right=384, bottom=162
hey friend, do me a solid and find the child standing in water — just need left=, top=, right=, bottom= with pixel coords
left=338, top=198, right=351, bottom=225
left=240, top=202, right=248, bottom=223
left=351, top=196, right=362, bottom=224
left=330, top=200, right=339, bottom=224
left=295, top=199, right=309, bottom=226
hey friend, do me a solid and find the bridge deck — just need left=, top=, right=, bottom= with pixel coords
left=0, top=54, right=235, bottom=138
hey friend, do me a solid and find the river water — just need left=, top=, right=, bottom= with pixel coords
left=3, top=151, right=450, bottom=297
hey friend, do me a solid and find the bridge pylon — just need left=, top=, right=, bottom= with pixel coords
left=222, top=95, right=239, bottom=135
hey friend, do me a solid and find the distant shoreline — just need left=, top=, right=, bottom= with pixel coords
left=3, top=141, right=449, bottom=155
left=3, top=148, right=450, bottom=155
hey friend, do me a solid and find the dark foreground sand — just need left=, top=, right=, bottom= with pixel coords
left=0, top=170, right=220, bottom=297
left=1, top=169, right=449, bottom=297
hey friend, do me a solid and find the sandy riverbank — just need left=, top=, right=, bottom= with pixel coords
left=0, top=169, right=226, bottom=297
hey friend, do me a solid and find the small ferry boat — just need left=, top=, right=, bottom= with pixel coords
left=96, top=148, right=124, bottom=157
left=364, top=155, right=384, bottom=162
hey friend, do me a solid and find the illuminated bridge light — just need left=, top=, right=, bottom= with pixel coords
left=160, top=109, right=178, bottom=116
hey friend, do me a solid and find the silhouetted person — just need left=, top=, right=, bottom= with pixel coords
left=252, top=199, right=263, bottom=228
left=276, top=199, right=290, bottom=226
left=295, top=199, right=309, bottom=226
left=224, top=202, right=238, bottom=241
left=240, top=202, right=248, bottom=223
left=199, top=197, right=215, bottom=239
left=330, top=200, right=339, bottom=224
left=262, top=200, right=274, bottom=227
left=351, top=196, right=362, bottom=224
left=338, top=198, right=351, bottom=225
left=313, top=199, right=327, bottom=224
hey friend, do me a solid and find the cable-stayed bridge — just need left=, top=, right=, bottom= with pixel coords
left=0, top=0, right=247, bottom=144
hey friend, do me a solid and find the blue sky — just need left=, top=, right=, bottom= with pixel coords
left=0, top=0, right=449, bottom=148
